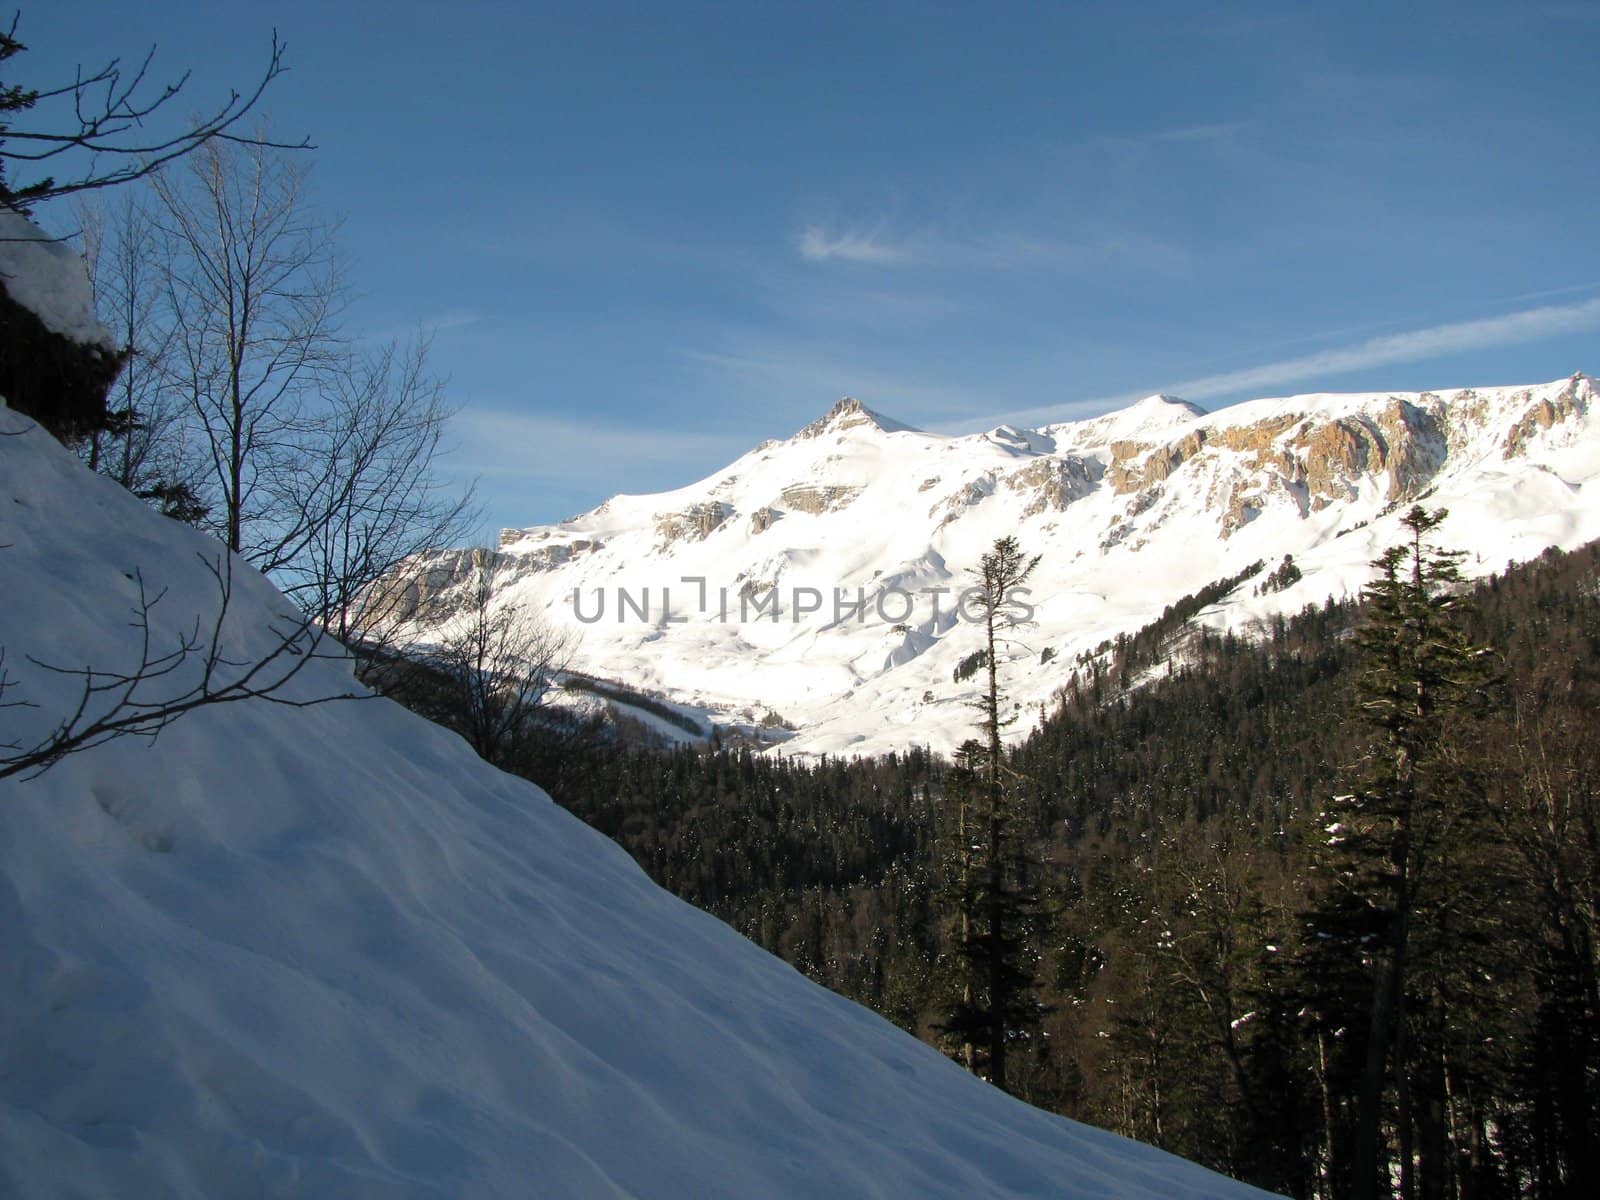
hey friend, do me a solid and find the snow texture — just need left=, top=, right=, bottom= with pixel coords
left=0, top=409, right=1275, bottom=1197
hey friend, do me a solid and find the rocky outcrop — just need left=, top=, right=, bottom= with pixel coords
left=654, top=502, right=733, bottom=545
left=931, top=476, right=995, bottom=526
left=1216, top=414, right=1301, bottom=455
left=1220, top=483, right=1263, bottom=536
left=1503, top=376, right=1589, bottom=458
left=780, top=484, right=860, bottom=514
left=1105, top=399, right=1448, bottom=526
left=363, top=547, right=503, bottom=626
left=367, top=532, right=612, bottom=627
left=1374, top=399, right=1446, bottom=501
left=528, top=540, right=600, bottom=568
left=499, top=529, right=603, bottom=565
left=1107, top=431, right=1207, bottom=494
left=1290, top=419, right=1370, bottom=506
left=750, top=506, right=779, bottom=534
left=1003, top=456, right=1100, bottom=516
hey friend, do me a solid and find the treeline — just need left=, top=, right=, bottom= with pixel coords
left=528, top=533, right=1600, bottom=1200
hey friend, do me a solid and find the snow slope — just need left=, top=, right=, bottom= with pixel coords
left=399, top=377, right=1600, bottom=758
left=0, top=409, right=1274, bottom=1196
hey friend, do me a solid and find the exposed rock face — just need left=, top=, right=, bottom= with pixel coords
left=1107, top=431, right=1207, bottom=494
left=366, top=546, right=503, bottom=625
left=530, top=540, right=599, bottom=569
left=750, top=506, right=778, bottom=534
left=1293, top=419, right=1372, bottom=506
left=795, top=396, right=910, bottom=438
left=1221, top=483, right=1263, bottom=536
left=1216, top=414, right=1302, bottom=456
left=780, top=484, right=860, bottom=514
left=1104, top=397, right=1450, bottom=530
left=1004, top=456, right=1100, bottom=516
left=655, top=501, right=733, bottom=545
left=499, top=529, right=603, bottom=565
left=1374, top=399, right=1446, bottom=502
left=1503, top=375, right=1590, bottom=458
left=931, top=476, right=995, bottom=526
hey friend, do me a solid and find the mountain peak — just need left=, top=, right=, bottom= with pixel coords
left=1132, top=393, right=1207, bottom=417
left=1042, top=391, right=1207, bottom=446
left=796, top=397, right=917, bottom=439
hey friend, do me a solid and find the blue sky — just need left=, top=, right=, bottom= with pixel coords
left=22, top=1, right=1600, bottom=538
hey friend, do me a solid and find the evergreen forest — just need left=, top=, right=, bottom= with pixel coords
left=519, top=521, right=1600, bottom=1200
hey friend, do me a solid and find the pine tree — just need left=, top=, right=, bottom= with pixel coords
left=937, top=537, right=1050, bottom=1094
left=0, top=24, right=39, bottom=208
left=936, top=740, right=984, bottom=1072
left=1300, top=506, right=1496, bottom=1200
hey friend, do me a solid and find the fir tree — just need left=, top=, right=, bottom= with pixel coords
left=1300, top=506, right=1496, bottom=1200
left=938, top=537, right=1050, bottom=1094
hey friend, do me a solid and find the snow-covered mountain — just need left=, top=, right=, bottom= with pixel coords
left=395, top=374, right=1600, bottom=757
left=0, top=405, right=1278, bottom=1196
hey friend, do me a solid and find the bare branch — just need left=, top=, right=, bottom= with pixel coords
left=0, top=20, right=311, bottom=211
left=0, top=554, right=367, bottom=782
left=374, top=557, right=571, bottom=767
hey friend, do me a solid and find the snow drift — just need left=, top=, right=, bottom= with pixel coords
left=0, top=409, right=1272, bottom=1196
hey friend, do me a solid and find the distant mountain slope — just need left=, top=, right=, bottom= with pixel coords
left=394, top=373, right=1600, bottom=757
left=0, top=408, right=1275, bottom=1197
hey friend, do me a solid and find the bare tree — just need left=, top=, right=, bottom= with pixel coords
left=152, top=137, right=474, bottom=646
left=76, top=191, right=198, bottom=513
left=274, top=336, right=478, bottom=642
left=420, top=557, right=571, bottom=767
left=153, top=134, right=343, bottom=561
left=0, top=15, right=306, bottom=212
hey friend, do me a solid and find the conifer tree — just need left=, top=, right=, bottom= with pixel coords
left=1300, top=506, right=1495, bottom=1200
left=938, top=537, right=1049, bottom=1094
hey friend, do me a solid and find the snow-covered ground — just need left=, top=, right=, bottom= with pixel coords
left=0, top=407, right=1277, bottom=1196
left=405, top=375, right=1600, bottom=758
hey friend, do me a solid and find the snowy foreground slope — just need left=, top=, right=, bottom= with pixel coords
left=398, top=374, right=1600, bottom=758
left=0, top=413, right=1273, bottom=1197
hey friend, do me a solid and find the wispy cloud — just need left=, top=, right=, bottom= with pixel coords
left=1169, top=297, right=1600, bottom=400
left=794, top=222, right=1191, bottom=277
left=982, top=296, right=1600, bottom=428
left=797, top=225, right=911, bottom=265
left=1099, top=120, right=1252, bottom=149
left=451, top=410, right=752, bottom=489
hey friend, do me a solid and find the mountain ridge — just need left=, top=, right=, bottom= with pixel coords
left=394, top=372, right=1598, bottom=758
